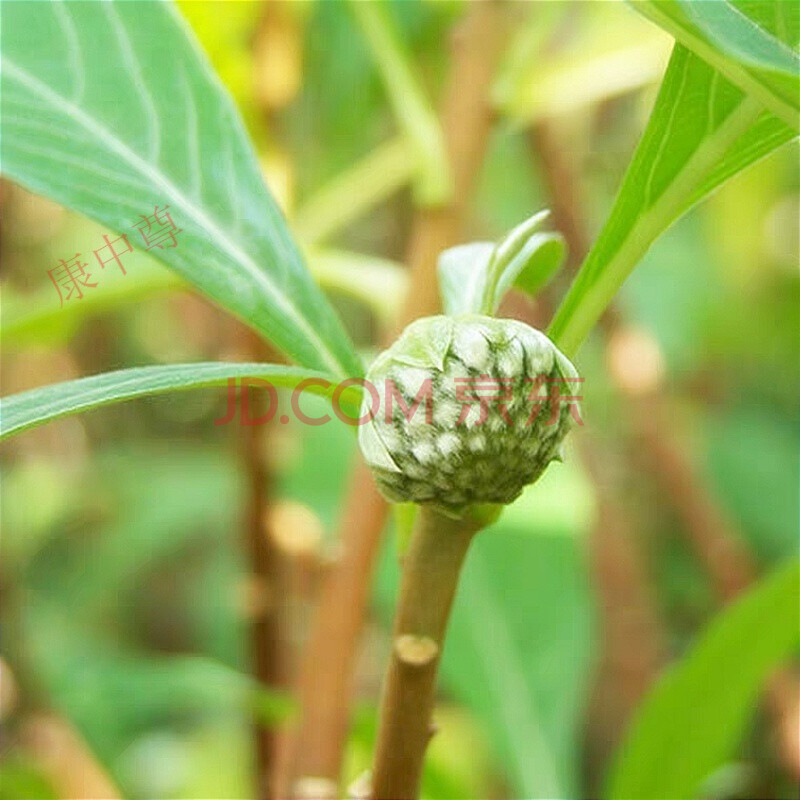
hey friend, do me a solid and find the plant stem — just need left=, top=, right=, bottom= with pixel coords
left=370, top=506, right=483, bottom=800
left=294, top=136, right=416, bottom=247
left=239, top=330, right=282, bottom=800
left=282, top=460, right=388, bottom=796
left=578, top=437, right=666, bottom=792
left=348, top=0, right=452, bottom=206
left=283, top=5, right=508, bottom=795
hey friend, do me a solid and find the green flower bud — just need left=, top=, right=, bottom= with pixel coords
left=358, top=315, right=581, bottom=513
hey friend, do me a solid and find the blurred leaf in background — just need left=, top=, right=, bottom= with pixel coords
left=610, top=560, right=800, bottom=800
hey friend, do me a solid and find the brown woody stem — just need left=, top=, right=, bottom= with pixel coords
left=370, top=506, right=485, bottom=800
left=238, top=330, right=283, bottom=800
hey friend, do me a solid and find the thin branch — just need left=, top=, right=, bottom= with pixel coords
left=282, top=459, right=388, bottom=792
left=632, top=395, right=800, bottom=781
left=578, top=437, right=666, bottom=793
left=532, top=117, right=800, bottom=782
left=293, top=136, right=416, bottom=247
left=238, top=329, right=283, bottom=800
left=244, top=3, right=302, bottom=791
left=530, top=122, right=591, bottom=269
left=370, top=506, right=484, bottom=800
left=631, top=398, right=756, bottom=598
left=19, top=714, right=121, bottom=800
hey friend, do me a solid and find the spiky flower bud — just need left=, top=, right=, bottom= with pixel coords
left=358, top=315, right=581, bottom=513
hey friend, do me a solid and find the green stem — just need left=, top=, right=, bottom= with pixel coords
left=293, top=136, right=416, bottom=247
left=347, top=0, right=452, bottom=206
left=370, top=505, right=486, bottom=800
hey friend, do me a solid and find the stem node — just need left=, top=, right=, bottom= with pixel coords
left=394, top=635, right=439, bottom=666
left=370, top=506, right=487, bottom=800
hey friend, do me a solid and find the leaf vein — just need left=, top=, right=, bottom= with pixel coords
left=53, top=0, right=85, bottom=104
left=0, top=58, right=346, bottom=376
left=643, top=54, right=690, bottom=208
left=103, top=2, right=161, bottom=164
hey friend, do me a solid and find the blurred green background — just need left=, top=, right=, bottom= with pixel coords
left=1, top=2, right=798, bottom=799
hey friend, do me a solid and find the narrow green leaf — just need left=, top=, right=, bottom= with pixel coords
left=2, top=248, right=407, bottom=350
left=307, top=249, right=408, bottom=328
left=437, top=211, right=566, bottom=316
left=633, top=0, right=800, bottom=128
left=609, top=560, right=800, bottom=800
left=347, top=0, right=452, bottom=206
left=485, top=213, right=566, bottom=311
left=0, top=0, right=362, bottom=378
left=438, top=242, right=495, bottom=317
left=293, top=135, right=416, bottom=246
left=0, top=363, right=359, bottom=440
left=548, top=45, right=796, bottom=357
left=508, top=233, right=565, bottom=296
left=495, top=2, right=672, bottom=123
left=1, top=264, right=180, bottom=350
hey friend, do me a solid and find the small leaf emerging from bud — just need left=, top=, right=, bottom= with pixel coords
left=358, top=315, right=581, bottom=513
